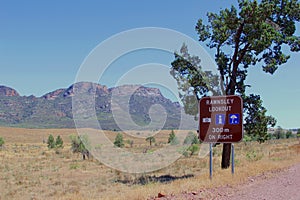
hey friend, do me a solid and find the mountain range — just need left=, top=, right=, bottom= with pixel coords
left=0, top=82, right=197, bottom=130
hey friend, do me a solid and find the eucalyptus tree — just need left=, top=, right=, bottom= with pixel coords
left=171, top=0, right=300, bottom=168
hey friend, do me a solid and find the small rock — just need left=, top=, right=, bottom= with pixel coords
left=192, top=191, right=198, bottom=195
left=158, top=192, right=166, bottom=198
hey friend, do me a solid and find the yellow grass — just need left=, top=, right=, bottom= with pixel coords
left=0, top=127, right=299, bottom=199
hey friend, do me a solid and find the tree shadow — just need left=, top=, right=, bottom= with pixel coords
left=116, top=174, right=194, bottom=185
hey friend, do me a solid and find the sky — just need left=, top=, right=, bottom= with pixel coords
left=1, top=0, right=299, bottom=129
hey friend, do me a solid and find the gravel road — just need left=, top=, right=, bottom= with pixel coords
left=151, top=162, right=300, bottom=200
left=223, top=162, right=300, bottom=200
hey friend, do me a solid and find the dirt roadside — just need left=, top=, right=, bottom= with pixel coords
left=151, top=162, right=300, bottom=200
left=218, top=162, right=300, bottom=200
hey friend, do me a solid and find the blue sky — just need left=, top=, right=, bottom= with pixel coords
left=1, top=0, right=299, bottom=129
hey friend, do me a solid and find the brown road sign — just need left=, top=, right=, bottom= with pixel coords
left=199, top=95, right=243, bottom=143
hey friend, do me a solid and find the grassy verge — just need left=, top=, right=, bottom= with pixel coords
left=0, top=127, right=299, bottom=199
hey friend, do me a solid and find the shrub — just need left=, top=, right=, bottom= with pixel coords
left=182, top=150, right=190, bottom=157
left=55, top=135, right=64, bottom=148
left=243, top=134, right=252, bottom=142
left=47, top=134, right=64, bottom=149
left=168, top=130, right=179, bottom=145
left=114, top=133, right=124, bottom=148
left=146, top=136, right=155, bottom=146
left=184, top=131, right=199, bottom=145
left=70, top=135, right=90, bottom=160
left=47, top=134, right=55, bottom=149
left=182, top=144, right=200, bottom=157
left=0, top=137, right=4, bottom=147
left=188, top=144, right=199, bottom=156
left=126, top=139, right=134, bottom=147
left=275, top=126, right=285, bottom=139
left=285, top=131, right=293, bottom=139
left=246, top=150, right=263, bottom=161
left=69, top=163, right=80, bottom=170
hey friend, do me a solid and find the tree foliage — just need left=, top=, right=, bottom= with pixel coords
left=243, top=94, right=276, bottom=143
left=171, top=0, right=300, bottom=168
left=196, top=0, right=300, bottom=92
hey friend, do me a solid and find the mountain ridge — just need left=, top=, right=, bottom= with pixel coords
left=0, top=82, right=197, bottom=130
left=0, top=86, right=20, bottom=97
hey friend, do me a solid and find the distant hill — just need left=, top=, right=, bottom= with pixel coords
left=0, top=82, right=197, bottom=130
left=0, top=86, right=20, bottom=97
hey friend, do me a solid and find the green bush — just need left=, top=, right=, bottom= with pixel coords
left=182, top=150, right=190, bottom=157
left=267, top=133, right=276, bottom=140
left=146, top=136, right=155, bottom=146
left=184, top=131, right=199, bottom=145
left=47, top=134, right=64, bottom=149
left=188, top=144, right=199, bottom=156
left=70, top=134, right=90, bottom=160
left=126, top=139, right=134, bottom=147
left=181, top=144, right=200, bottom=157
left=275, top=126, right=285, bottom=139
left=0, top=137, right=5, bottom=147
left=55, top=135, right=64, bottom=148
left=246, top=150, right=263, bottom=161
left=168, top=130, right=179, bottom=145
left=114, top=133, right=124, bottom=148
left=69, top=163, right=80, bottom=170
left=243, top=134, right=252, bottom=142
left=47, top=134, right=55, bottom=149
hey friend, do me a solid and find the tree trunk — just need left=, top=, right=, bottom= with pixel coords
left=222, top=65, right=236, bottom=169
left=221, top=143, right=231, bottom=168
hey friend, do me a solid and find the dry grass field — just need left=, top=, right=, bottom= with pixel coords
left=0, top=127, right=299, bottom=200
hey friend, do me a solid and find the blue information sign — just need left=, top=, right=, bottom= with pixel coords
left=215, top=114, right=225, bottom=125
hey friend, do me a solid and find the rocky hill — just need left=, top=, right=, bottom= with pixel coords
left=0, top=82, right=197, bottom=130
left=0, top=86, right=20, bottom=97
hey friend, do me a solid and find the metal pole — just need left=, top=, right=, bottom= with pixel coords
left=210, top=143, right=213, bottom=179
left=231, top=143, right=235, bottom=175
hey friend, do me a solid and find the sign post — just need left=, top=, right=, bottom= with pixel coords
left=209, top=143, right=213, bottom=179
left=231, top=143, right=235, bottom=175
left=199, top=95, right=243, bottom=178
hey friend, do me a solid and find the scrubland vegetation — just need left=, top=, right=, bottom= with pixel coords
left=0, top=127, right=299, bottom=199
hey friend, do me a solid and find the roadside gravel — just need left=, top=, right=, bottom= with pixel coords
left=150, top=162, right=300, bottom=200
left=222, top=162, right=300, bottom=200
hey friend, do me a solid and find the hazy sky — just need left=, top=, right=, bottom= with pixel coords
left=1, top=0, right=299, bottom=129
